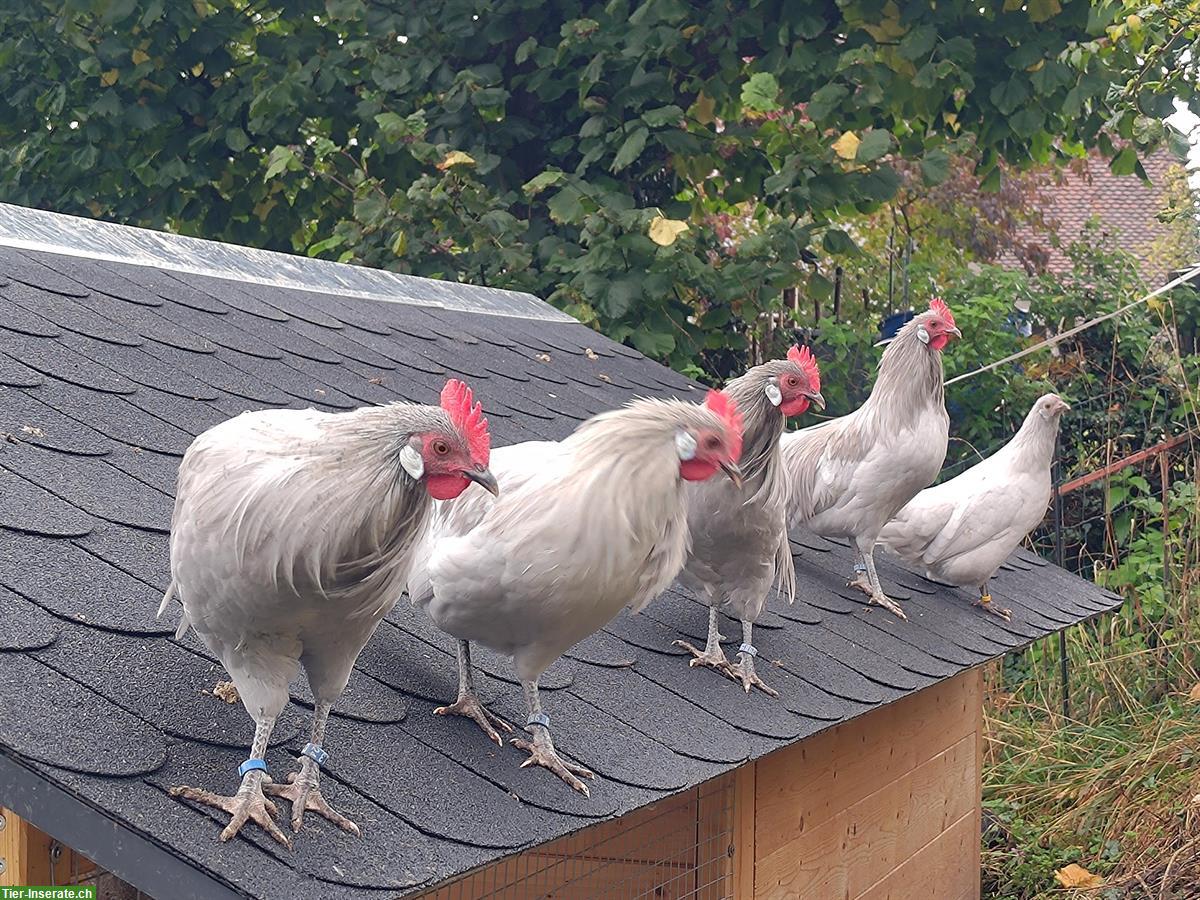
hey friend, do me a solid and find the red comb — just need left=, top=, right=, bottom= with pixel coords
left=786, top=344, right=821, bottom=394
left=704, top=389, right=744, bottom=463
left=439, top=379, right=490, bottom=466
left=929, top=297, right=956, bottom=330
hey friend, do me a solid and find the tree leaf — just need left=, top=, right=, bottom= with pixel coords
left=1054, top=864, right=1103, bottom=889
left=523, top=170, right=566, bottom=196
left=631, top=328, right=675, bottom=357
left=436, top=150, right=477, bottom=170
left=130, top=48, right=151, bottom=65
left=1027, top=0, right=1062, bottom=23
left=264, top=145, right=298, bottom=179
left=856, top=129, right=891, bottom=162
left=1109, top=147, right=1137, bottom=176
left=611, top=126, right=648, bottom=172
left=648, top=216, right=689, bottom=246
left=741, top=72, right=780, bottom=113
left=642, top=105, right=684, bottom=128
left=832, top=131, right=861, bottom=160
left=99, top=69, right=119, bottom=87
left=691, top=92, right=716, bottom=125
left=822, top=228, right=856, bottom=254
left=919, top=149, right=950, bottom=185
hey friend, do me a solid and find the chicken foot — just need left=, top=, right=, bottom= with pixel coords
left=436, top=640, right=514, bottom=746
left=849, top=551, right=907, bottom=620
left=673, top=605, right=733, bottom=675
left=510, top=678, right=595, bottom=796
left=973, top=583, right=1012, bottom=621
left=169, top=714, right=292, bottom=847
left=729, top=620, right=779, bottom=697
left=264, top=701, right=360, bottom=836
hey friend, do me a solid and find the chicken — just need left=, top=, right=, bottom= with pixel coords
left=877, top=393, right=1070, bottom=619
left=780, top=298, right=961, bottom=619
left=409, top=391, right=745, bottom=794
left=159, top=381, right=497, bottom=846
left=674, top=346, right=824, bottom=696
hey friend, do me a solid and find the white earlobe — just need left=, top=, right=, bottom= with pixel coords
left=916, top=325, right=930, bottom=345
left=399, top=444, right=425, bottom=480
left=675, top=430, right=698, bottom=462
left=764, top=382, right=782, bottom=407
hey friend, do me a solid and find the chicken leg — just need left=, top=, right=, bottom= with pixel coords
left=264, top=701, right=360, bottom=835
left=849, top=550, right=907, bottom=620
left=729, top=620, right=778, bottom=697
left=973, top=581, right=1012, bottom=621
left=169, top=714, right=292, bottom=847
left=510, top=678, right=594, bottom=796
left=435, top=640, right=514, bottom=745
left=674, top=605, right=733, bottom=674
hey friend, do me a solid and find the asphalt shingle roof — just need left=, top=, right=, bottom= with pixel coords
left=0, top=210, right=1122, bottom=899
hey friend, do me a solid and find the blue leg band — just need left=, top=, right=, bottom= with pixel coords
left=526, top=712, right=551, bottom=730
left=738, top=643, right=758, bottom=658
left=238, top=758, right=268, bottom=778
left=301, top=743, right=329, bottom=767
left=853, top=561, right=867, bottom=574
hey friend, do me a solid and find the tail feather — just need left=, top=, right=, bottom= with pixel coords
left=156, top=580, right=177, bottom=619
left=775, top=533, right=797, bottom=605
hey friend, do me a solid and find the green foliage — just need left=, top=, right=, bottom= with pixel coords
left=0, top=0, right=1195, bottom=370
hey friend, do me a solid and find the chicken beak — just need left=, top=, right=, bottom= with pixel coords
left=948, top=326, right=963, bottom=340
left=719, top=460, right=744, bottom=488
left=807, top=391, right=826, bottom=411
left=465, top=466, right=500, bottom=496
left=1056, top=398, right=1072, bottom=414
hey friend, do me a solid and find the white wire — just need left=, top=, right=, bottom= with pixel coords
left=945, top=262, right=1200, bottom=386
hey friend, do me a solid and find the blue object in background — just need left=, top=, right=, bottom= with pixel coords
left=881, top=310, right=914, bottom=340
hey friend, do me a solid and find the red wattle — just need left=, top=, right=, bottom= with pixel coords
left=425, top=473, right=471, bottom=500
left=929, top=334, right=950, bottom=351
left=679, top=459, right=719, bottom=482
left=780, top=397, right=810, bottom=416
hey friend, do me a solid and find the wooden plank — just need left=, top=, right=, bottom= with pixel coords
left=755, top=671, right=979, bottom=862
left=0, top=807, right=92, bottom=887
left=754, top=734, right=976, bottom=899
left=734, top=763, right=757, bottom=899
left=854, top=811, right=979, bottom=900
left=696, top=772, right=735, bottom=900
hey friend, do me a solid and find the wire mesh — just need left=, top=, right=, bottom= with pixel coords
left=417, top=773, right=737, bottom=900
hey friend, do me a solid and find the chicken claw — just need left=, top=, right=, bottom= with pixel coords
left=673, top=639, right=734, bottom=675
left=730, top=649, right=780, bottom=698
left=436, top=693, right=514, bottom=746
left=264, top=758, right=360, bottom=836
left=511, top=726, right=595, bottom=797
left=973, top=592, right=1012, bottom=621
left=868, top=591, right=908, bottom=620
left=170, top=773, right=291, bottom=847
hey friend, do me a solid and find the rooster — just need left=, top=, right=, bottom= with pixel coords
left=673, top=346, right=824, bottom=695
left=780, top=299, right=961, bottom=619
left=877, top=393, right=1070, bottom=619
left=160, top=381, right=497, bottom=845
left=410, top=391, right=745, bottom=794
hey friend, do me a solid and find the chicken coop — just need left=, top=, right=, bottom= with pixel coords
left=0, top=204, right=1122, bottom=899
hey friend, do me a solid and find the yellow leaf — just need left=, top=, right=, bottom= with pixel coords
left=1003, top=0, right=1023, bottom=10
left=1187, top=682, right=1200, bottom=701
left=1028, top=0, right=1062, bottom=23
left=1055, top=864, right=1104, bottom=889
left=1026, top=59, right=1045, bottom=72
left=436, top=150, right=476, bottom=171
left=1127, top=13, right=1143, bottom=28
left=131, top=48, right=150, bottom=65
left=692, top=92, right=716, bottom=125
left=648, top=216, right=689, bottom=247
left=681, top=24, right=700, bottom=38
left=190, top=62, right=205, bottom=76
left=832, top=131, right=861, bottom=160
left=863, top=0, right=907, bottom=41
left=100, top=69, right=119, bottom=87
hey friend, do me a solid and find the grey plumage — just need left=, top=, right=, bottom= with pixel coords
left=164, top=399, right=490, bottom=844
left=675, top=356, right=820, bottom=694
left=413, top=395, right=743, bottom=794
left=780, top=307, right=958, bottom=618
left=877, top=393, right=1069, bottom=618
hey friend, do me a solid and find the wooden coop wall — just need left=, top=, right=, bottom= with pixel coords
left=419, top=667, right=983, bottom=899
left=748, top=667, right=984, bottom=900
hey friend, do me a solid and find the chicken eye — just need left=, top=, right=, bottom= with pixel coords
left=703, top=435, right=721, bottom=451
left=432, top=439, right=450, bottom=455
left=785, top=375, right=798, bottom=387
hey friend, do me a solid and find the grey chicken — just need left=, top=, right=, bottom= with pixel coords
left=877, top=393, right=1070, bottom=619
left=780, top=299, right=961, bottom=619
left=674, top=346, right=824, bottom=695
left=409, top=391, right=745, bottom=794
left=160, top=381, right=497, bottom=845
